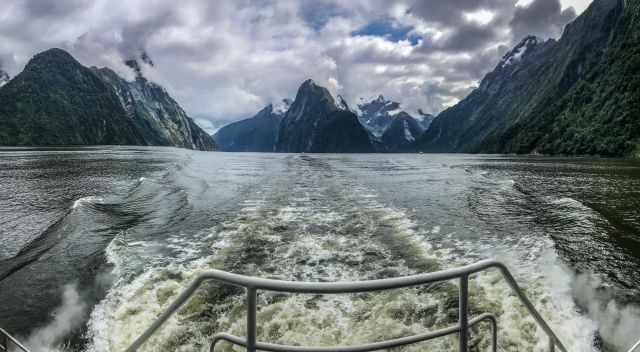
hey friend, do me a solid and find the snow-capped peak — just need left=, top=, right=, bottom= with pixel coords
left=500, top=35, right=539, bottom=68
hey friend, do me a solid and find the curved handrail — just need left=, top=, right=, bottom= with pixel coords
left=125, top=259, right=567, bottom=352
left=209, top=313, right=497, bottom=352
left=629, top=338, right=640, bottom=352
left=0, top=328, right=30, bottom=352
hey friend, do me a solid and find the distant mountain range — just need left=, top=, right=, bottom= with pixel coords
left=0, top=48, right=214, bottom=150
left=2, top=0, right=637, bottom=156
left=214, top=84, right=432, bottom=153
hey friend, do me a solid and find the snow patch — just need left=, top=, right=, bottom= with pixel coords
left=403, top=120, right=415, bottom=142
left=500, top=36, right=539, bottom=68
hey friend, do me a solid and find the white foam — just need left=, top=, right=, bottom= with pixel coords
left=86, top=174, right=604, bottom=351
left=72, top=196, right=104, bottom=209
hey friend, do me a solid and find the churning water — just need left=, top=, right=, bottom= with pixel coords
left=1, top=147, right=639, bottom=351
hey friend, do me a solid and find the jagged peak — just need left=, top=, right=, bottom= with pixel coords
left=294, top=79, right=334, bottom=103
left=499, top=35, right=540, bottom=68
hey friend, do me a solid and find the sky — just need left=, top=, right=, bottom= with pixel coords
left=0, top=0, right=592, bottom=133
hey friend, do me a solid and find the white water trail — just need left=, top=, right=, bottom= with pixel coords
left=24, top=284, right=87, bottom=352
left=572, top=272, right=640, bottom=351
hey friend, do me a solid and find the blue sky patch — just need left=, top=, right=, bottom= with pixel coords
left=352, top=20, right=420, bottom=45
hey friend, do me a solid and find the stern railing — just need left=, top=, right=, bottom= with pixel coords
left=125, top=259, right=568, bottom=352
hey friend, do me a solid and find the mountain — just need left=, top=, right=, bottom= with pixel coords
left=0, top=48, right=214, bottom=150
left=417, top=109, right=436, bottom=131
left=92, top=64, right=215, bottom=150
left=0, top=48, right=146, bottom=146
left=416, top=0, right=639, bottom=157
left=213, top=99, right=290, bottom=152
left=356, top=95, right=404, bottom=137
left=380, top=112, right=425, bottom=151
left=275, top=79, right=373, bottom=153
left=0, top=70, right=9, bottom=87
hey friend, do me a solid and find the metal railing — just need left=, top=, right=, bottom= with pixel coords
left=125, top=259, right=568, bottom=352
left=0, top=328, right=30, bottom=352
left=2, top=258, right=639, bottom=352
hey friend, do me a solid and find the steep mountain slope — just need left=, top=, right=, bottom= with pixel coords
left=0, top=48, right=214, bottom=150
left=0, top=49, right=145, bottom=146
left=213, top=100, right=289, bottom=152
left=275, top=79, right=373, bottom=153
left=357, top=95, right=404, bottom=137
left=417, top=0, right=638, bottom=156
left=93, top=66, right=215, bottom=150
left=381, top=112, right=425, bottom=151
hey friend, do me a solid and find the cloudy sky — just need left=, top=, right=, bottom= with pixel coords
left=0, top=0, right=591, bottom=133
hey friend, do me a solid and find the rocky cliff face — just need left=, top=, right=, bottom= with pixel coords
left=213, top=100, right=289, bottom=152
left=93, top=65, right=215, bottom=150
left=417, top=0, right=638, bottom=156
left=0, top=48, right=214, bottom=150
left=275, top=79, right=373, bottom=153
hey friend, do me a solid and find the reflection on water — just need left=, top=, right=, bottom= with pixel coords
left=0, top=148, right=639, bottom=351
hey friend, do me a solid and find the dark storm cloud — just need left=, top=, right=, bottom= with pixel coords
left=421, top=22, right=502, bottom=53
left=409, top=0, right=514, bottom=26
left=510, top=0, right=577, bottom=40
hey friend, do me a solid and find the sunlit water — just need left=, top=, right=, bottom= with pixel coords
left=1, top=147, right=639, bottom=351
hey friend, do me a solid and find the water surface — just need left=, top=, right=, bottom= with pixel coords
left=1, top=147, right=639, bottom=351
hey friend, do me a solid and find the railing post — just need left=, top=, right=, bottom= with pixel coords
left=1, top=332, right=7, bottom=352
left=459, top=274, right=469, bottom=352
left=247, top=287, right=257, bottom=352
left=549, top=337, right=555, bottom=352
left=490, top=317, right=497, bottom=352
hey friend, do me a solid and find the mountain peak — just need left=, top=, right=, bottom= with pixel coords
left=292, top=79, right=336, bottom=110
left=499, top=36, right=540, bottom=68
left=27, top=48, right=78, bottom=68
left=301, top=78, right=316, bottom=88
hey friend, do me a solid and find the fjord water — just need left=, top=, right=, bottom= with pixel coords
left=1, top=147, right=639, bottom=351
